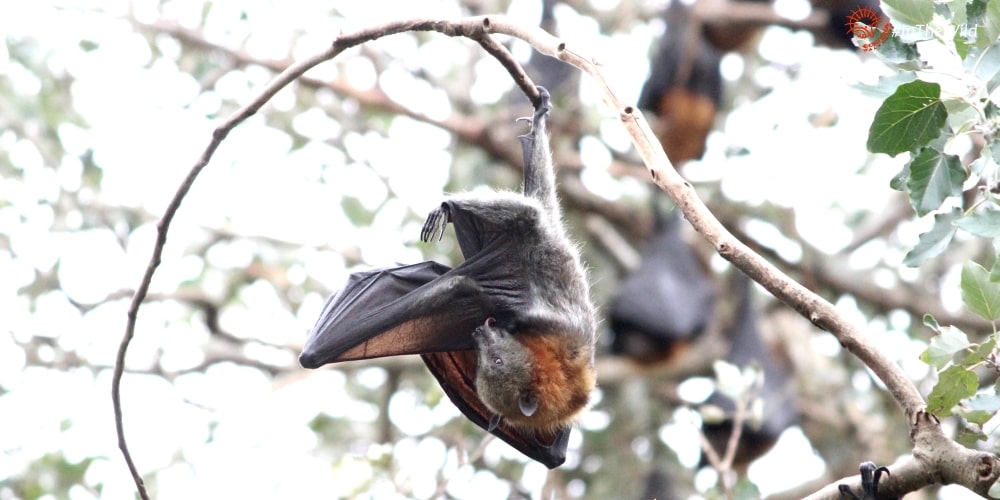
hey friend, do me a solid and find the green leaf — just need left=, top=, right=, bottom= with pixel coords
left=889, top=163, right=910, bottom=191
left=868, top=81, right=947, bottom=157
left=962, top=337, right=998, bottom=366
left=883, top=0, right=935, bottom=26
left=920, top=325, right=972, bottom=369
left=877, top=35, right=923, bottom=70
left=992, top=141, right=1000, bottom=164
left=963, top=394, right=1000, bottom=424
left=964, top=43, right=1000, bottom=94
left=962, top=261, right=1000, bottom=320
left=956, top=421, right=988, bottom=445
left=969, top=156, right=990, bottom=180
left=991, top=246, right=1000, bottom=281
left=905, top=149, right=965, bottom=216
left=945, top=100, right=980, bottom=135
left=970, top=0, right=989, bottom=26
left=732, top=477, right=762, bottom=500
left=923, top=313, right=942, bottom=332
left=955, top=32, right=971, bottom=60
left=986, top=100, right=1000, bottom=122
left=956, top=204, right=1000, bottom=237
left=952, top=0, right=970, bottom=27
left=927, top=365, right=978, bottom=417
left=903, top=208, right=961, bottom=266
left=854, top=73, right=917, bottom=100
left=976, top=0, right=1000, bottom=49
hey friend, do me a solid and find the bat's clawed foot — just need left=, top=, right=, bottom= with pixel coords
left=421, top=205, right=450, bottom=242
left=516, top=86, right=552, bottom=132
left=838, top=461, right=891, bottom=499
left=533, top=86, right=551, bottom=122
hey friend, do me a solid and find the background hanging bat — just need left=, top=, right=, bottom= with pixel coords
left=608, top=202, right=717, bottom=364
left=701, top=271, right=799, bottom=470
left=640, top=0, right=885, bottom=167
left=638, top=1, right=723, bottom=167
left=299, top=87, right=596, bottom=469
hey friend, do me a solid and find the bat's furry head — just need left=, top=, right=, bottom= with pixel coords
left=472, top=318, right=594, bottom=433
left=473, top=318, right=539, bottom=419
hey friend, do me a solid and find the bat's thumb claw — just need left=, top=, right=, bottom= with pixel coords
left=487, top=413, right=502, bottom=432
left=421, top=205, right=450, bottom=243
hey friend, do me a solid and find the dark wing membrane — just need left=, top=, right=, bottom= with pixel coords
left=421, top=351, right=570, bottom=469
left=300, top=262, right=490, bottom=368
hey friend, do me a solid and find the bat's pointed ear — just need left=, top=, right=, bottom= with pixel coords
left=519, top=393, right=539, bottom=417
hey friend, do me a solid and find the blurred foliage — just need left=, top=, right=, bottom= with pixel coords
left=867, top=1, right=1000, bottom=468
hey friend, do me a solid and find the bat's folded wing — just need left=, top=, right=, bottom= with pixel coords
left=300, top=262, right=490, bottom=368
left=422, top=351, right=571, bottom=469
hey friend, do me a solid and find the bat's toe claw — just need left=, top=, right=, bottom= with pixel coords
left=516, top=86, right=552, bottom=131
left=534, top=86, right=551, bottom=120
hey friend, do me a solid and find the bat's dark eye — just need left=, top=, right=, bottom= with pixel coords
left=485, top=317, right=496, bottom=327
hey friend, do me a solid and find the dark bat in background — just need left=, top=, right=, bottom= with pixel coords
left=640, top=468, right=676, bottom=500
left=530, top=0, right=575, bottom=96
left=638, top=0, right=723, bottom=167
left=639, top=0, right=887, bottom=168
left=300, top=87, right=596, bottom=469
left=701, top=271, right=798, bottom=469
left=608, top=202, right=717, bottom=364
left=814, top=0, right=888, bottom=49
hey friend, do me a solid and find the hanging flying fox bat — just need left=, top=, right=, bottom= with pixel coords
left=638, top=1, right=722, bottom=166
left=701, top=271, right=798, bottom=469
left=608, top=203, right=717, bottom=364
left=299, top=87, right=596, bottom=469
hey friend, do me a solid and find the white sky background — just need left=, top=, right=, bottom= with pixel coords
left=0, top=0, right=983, bottom=498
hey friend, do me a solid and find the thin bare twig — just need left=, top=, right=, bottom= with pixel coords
left=114, top=17, right=539, bottom=499
left=113, top=40, right=344, bottom=499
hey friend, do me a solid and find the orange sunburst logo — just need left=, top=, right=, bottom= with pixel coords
left=845, top=6, right=893, bottom=51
